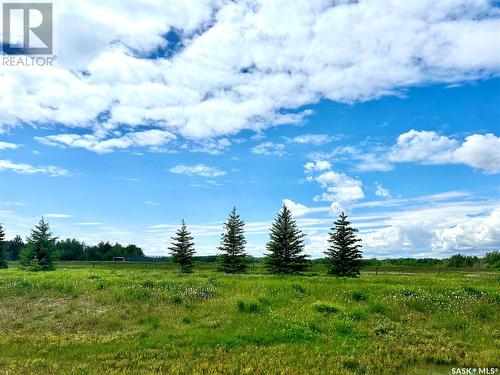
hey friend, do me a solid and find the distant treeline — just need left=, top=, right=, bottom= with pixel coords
left=311, top=254, right=499, bottom=269
left=360, top=253, right=499, bottom=269
left=3, top=235, right=499, bottom=269
left=4, top=236, right=144, bottom=262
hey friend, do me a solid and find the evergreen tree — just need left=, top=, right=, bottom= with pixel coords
left=265, top=205, right=309, bottom=274
left=0, top=224, right=7, bottom=269
left=218, top=207, right=247, bottom=273
left=325, top=212, right=362, bottom=277
left=168, top=220, right=196, bottom=273
left=20, top=218, right=58, bottom=271
left=8, top=235, right=24, bottom=261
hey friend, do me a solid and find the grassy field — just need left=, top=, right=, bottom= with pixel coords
left=0, top=265, right=498, bottom=374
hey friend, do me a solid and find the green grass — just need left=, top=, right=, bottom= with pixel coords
left=0, top=266, right=498, bottom=374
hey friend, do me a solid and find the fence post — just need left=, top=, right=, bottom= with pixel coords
left=93, top=262, right=95, bottom=269
left=376, top=265, right=378, bottom=275
left=437, top=267, right=440, bottom=275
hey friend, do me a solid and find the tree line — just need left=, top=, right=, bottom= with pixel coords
left=0, top=205, right=363, bottom=276
left=1, top=206, right=497, bottom=274
left=0, top=219, right=144, bottom=270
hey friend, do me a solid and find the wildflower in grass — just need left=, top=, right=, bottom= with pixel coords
left=218, top=207, right=248, bottom=273
left=325, top=212, right=362, bottom=277
left=168, top=220, right=196, bottom=274
left=265, top=205, right=309, bottom=274
left=0, top=223, right=8, bottom=269
left=20, top=217, right=58, bottom=271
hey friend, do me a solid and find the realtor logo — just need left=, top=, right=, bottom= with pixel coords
left=2, top=3, right=53, bottom=55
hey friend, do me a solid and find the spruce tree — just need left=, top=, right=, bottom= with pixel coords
left=0, top=224, right=7, bottom=269
left=325, top=212, right=362, bottom=277
left=218, top=207, right=247, bottom=273
left=21, top=218, right=58, bottom=271
left=265, top=205, right=309, bottom=274
left=8, top=235, right=24, bottom=261
left=168, top=220, right=196, bottom=273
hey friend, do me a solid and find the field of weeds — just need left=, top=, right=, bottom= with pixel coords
left=0, top=268, right=498, bottom=374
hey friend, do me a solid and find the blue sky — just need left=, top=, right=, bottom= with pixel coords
left=1, top=0, right=499, bottom=258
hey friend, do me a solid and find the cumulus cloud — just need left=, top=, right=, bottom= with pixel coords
left=305, top=161, right=364, bottom=214
left=453, top=133, right=500, bottom=174
left=375, top=182, right=390, bottom=198
left=282, top=198, right=329, bottom=217
left=304, top=160, right=331, bottom=174
left=0, top=160, right=70, bottom=177
left=1, top=1, right=499, bottom=151
left=361, top=203, right=500, bottom=257
left=287, top=134, right=333, bottom=145
left=316, top=130, right=500, bottom=174
left=0, top=141, right=21, bottom=150
left=251, top=142, right=285, bottom=156
left=169, top=164, right=226, bottom=177
left=389, top=130, right=458, bottom=164
left=390, top=130, right=500, bottom=174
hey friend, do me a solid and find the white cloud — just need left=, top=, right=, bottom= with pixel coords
left=169, top=164, right=226, bottom=177
left=0, top=159, right=70, bottom=177
left=375, top=182, right=390, bottom=198
left=1, top=1, right=499, bottom=149
left=282, top=198, right=329, bottom=217
left=315, top=171, right=365, bottom=210
left=287, top=134, right=333, bottom=145
left=44, top=213, right=72, bottom=218
left=355, top=191, right=470, bottom=209
left=319, top=130, right=500, bottom=174
left=0, top=141, right=21, bottom=150
left=37, top=129, right=176, bottom=154
left=453, top=133, right=500, bottom=174
left=144, top=201, right=160, bottom=207
left=305, top=161, right=365, bottom=214
left=389, top=130, right=459, bottom=164
left=188, top=138, right=231, bottom=155
left=361, top=202, right=500, bottom=257
left=304, top=160, right=331, bottom=173
left=251, top=142, right=285, bottom=156
left=310, top=146, right=393, bottom=172
left=390, top=130, right=500, bottom=174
